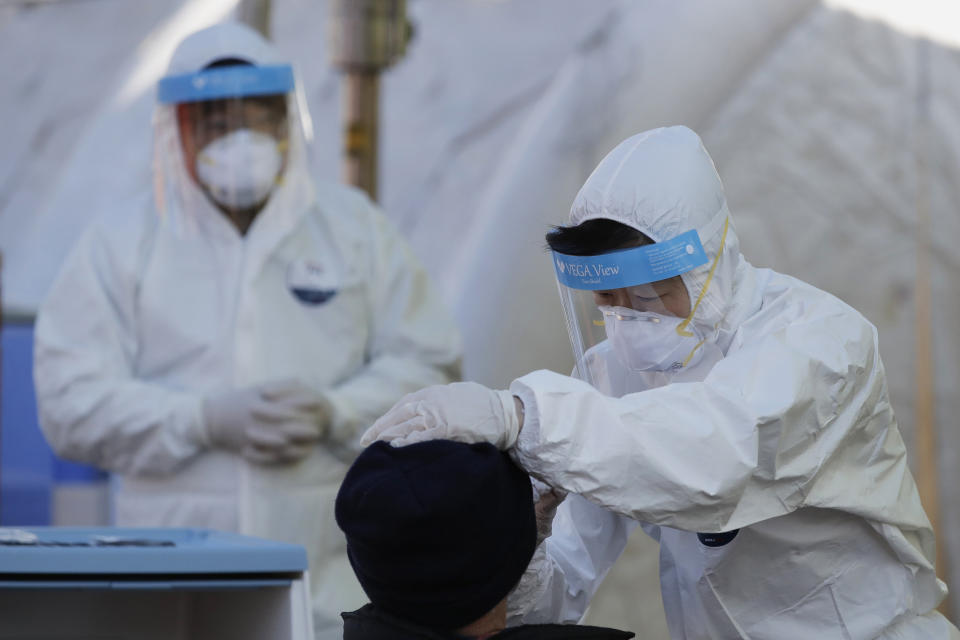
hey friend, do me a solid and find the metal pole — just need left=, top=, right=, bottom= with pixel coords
left=343, top=73, right=380, bottom=201
left=237, top=0, right=271, bottom=38
left=912, top=38, right=951, bottom=620
left=327, top=0, right=410, bottom=202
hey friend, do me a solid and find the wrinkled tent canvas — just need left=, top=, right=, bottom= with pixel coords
left=1, top=0, right=958, bottom=635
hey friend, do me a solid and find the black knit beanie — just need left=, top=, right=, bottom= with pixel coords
left=335, top=440, right=537, bottom=630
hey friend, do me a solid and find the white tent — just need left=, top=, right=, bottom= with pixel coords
left=2, top=0, right=958, bottom=634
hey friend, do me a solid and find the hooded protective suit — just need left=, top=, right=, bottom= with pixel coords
left=33, top=23, right=461, bottom=639
left=504, top=127, right=957, bottom=638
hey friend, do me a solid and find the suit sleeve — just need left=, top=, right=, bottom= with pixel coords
left=509, top=310, right=899, bottom=534
left=34, top=220, right=207, bottom=476
left=507, top=494, right=638, bottom=625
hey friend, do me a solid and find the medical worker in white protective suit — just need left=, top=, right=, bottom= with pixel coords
left=363, top=126, right=960, bottom=639
left=33, top=22, right=461, bottom=639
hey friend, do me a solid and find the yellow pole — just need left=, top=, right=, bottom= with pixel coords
left=327, top=0, right=409, bottom=203
left=237, top=0, right=271, bottom=38
left=913, top=38, right=950, bottom=621
left=342, top=73, right=380, bottom=201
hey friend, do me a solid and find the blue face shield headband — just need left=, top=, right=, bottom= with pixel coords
left=553, top=222, right=731, bottom=386
left=157, top=64, right=295, bottom=104
left=552, top=229, right=709, bottom=291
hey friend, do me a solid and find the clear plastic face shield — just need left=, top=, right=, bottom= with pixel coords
left=154, top=63, right=314, bottom=229
left=553, top=228, right=723, bottom=396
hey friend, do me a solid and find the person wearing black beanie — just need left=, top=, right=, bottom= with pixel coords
left=335, top=440, right=634, bottom=640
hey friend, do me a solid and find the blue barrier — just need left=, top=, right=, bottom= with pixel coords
left=1, top=321, right=107, bottom=526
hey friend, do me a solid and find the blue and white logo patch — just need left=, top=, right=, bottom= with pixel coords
left=286, top=259, right=338, bottom=306
left=553, top=229, right=708, bottom=291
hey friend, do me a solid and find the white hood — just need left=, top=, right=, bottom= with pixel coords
left=164, top=21, right=280, bottom=76
left=569, top=125, right=753, bottom=347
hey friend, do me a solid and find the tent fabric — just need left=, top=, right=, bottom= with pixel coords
left=2, top=1, right=958, bottom=635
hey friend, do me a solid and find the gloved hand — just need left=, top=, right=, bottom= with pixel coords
left=531, top=477, right=566, bottom=546
left=360, top=382, right=521, bottom=450
left=203, top=379, right=330, bottom=465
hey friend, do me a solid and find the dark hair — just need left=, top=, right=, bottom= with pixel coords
left=545, top=218, right=652, bottom=256
left=203, top=57, right=254, bottom=69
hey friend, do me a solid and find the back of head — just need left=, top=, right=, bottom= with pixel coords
left=335, top=440, right=537, bottom=631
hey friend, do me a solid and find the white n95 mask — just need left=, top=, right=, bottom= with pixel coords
left=196, top=128, right=283, bottom=209
left=600, top=306, right=707, bottom=372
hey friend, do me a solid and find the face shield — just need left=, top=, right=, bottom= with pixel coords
left=553, top=224, right=728, bottom=396
left=154, top=62, right=314, bottom=227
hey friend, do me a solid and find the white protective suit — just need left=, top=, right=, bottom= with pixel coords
left=33, top=24, right=461, bottom=640
left=507, top=127, right=957, bottom=638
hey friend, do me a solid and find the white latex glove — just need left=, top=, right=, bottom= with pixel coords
left=360, top=382, right=521, bottom=450
left=203, top=379, right=330, bottom=465
left=531, top=478, right=567, bottom=546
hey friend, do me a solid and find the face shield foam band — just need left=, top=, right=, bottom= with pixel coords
left=157, top=64, right=295, bottom=104
left=552, top=228, right=708, bottom=291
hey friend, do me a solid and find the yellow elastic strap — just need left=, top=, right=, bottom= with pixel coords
left=682, top=335, right=710, bottom=367
left=676, top=216, right=730, bottom=339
